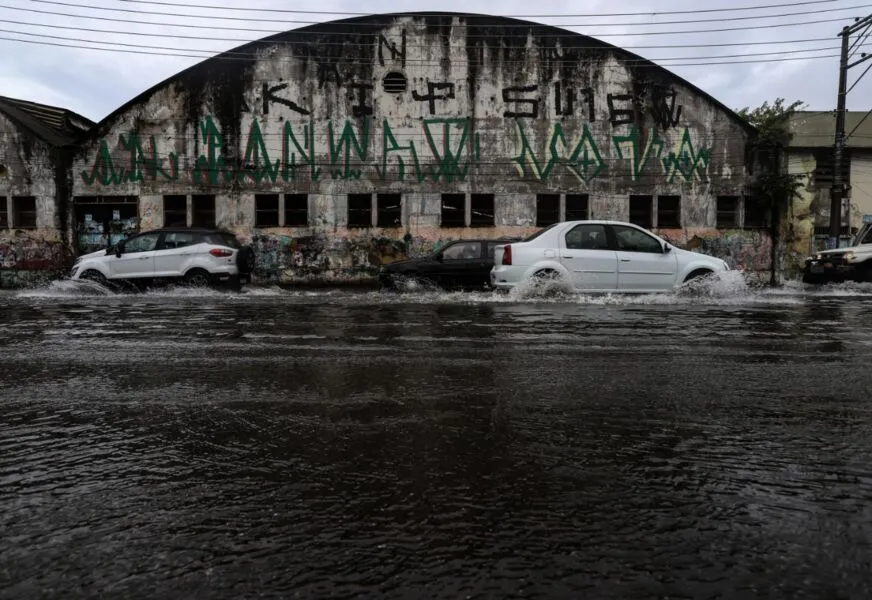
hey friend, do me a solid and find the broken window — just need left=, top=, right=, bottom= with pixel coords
left=163, top=195, right=187, bottom=227
left=377, top=193, right=402, bottom=228
left=192, top=194, right=215, bottom=228
left=744, top=198, right=769, bottom=228
left=657, top=195, right=681, bottom=228
left=629, top=195, right=653, bottom=229
left=716, top=196, right=739, bottom=228
left=565, top=194, right=589, bottom=221
left=470, top=193, right=495, bottom=227
left=347, top=193, right=372, bottom=228
left=0, top=197, right=7, bottom=228
left=536, top=194, right=560, bottom=226
left=441, top=194, right=466, bottom=227
left=255, top=194, right=280, bottom=228
left=13, top=196, right=36, bottom=229
left=285, top=194, right=308, bottom=227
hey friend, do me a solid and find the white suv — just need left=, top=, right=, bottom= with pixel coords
left=490, top=220, right=730, bottom=293
left=69, top=227, right=255, bottom=290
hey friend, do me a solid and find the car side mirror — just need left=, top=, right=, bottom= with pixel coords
left=663, top=243, right=672, bottom=253
left=435, top=253, right=443, bottom=263
left=115, top=243, right=124, bottom=258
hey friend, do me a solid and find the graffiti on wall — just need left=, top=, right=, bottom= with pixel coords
left=79, top=26, right=723, bottom=189
left=82, top=117, right=711, bottom=187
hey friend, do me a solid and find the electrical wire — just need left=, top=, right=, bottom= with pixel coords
left=0, top=28, right=856, bottom=65
left=0, top=4, right=863, bottom=38
left=114, top=0, right=849, bottom=17
left=26, top=0, right=872, bottom=27
left=0, top=17, right=840, bottom=50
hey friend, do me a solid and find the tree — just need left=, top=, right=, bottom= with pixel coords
left=735, top=98, right=806, bottom=285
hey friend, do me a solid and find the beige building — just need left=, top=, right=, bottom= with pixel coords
left=788, top=110, right=872, bottom=258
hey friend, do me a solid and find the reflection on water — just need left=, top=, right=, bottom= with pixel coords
left=1, top=279, right=872, bottom=599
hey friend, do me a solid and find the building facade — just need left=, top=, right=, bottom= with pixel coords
left=787, top=110, right=872, bottom=260
left=3, top=14, right=775, bottom=285
left=0, top=96, right=94, bottom=285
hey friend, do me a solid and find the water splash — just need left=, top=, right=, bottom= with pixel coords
left=15, top=279, right=115, bottom=298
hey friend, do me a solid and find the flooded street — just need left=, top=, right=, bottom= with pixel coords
left=2, top=276, right=872, bottom=599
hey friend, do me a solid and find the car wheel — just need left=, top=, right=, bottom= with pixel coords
left=184, top=268, right=212, bottom=288
left=683, top=269, right=714, bottom=284
left=529, top=269, right=564, bottom=293
left=80, top=269, right=108, bottom=287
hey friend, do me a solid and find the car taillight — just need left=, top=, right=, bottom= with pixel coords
left=503, top=244, right=512, bottom=265
left=209, top=249, right=233, bottom=257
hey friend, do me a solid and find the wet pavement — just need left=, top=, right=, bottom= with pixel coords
left=1, top=275, right=872, bottom=599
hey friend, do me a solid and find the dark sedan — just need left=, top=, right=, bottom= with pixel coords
left=379, top=238, right=517, bottom=291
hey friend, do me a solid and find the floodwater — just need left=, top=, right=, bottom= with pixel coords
left=2, top=274, right=872, bottom=599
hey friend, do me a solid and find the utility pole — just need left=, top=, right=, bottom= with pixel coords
left=829, top=28, right=850, bottom=249
left=829, top=16, right=872, bottom=249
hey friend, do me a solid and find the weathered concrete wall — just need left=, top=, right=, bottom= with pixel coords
left=849, top=151, right=872, bottom=227
left=0, top=111, right=71, bottom=283
left=72, top=13, right=757, bottom=283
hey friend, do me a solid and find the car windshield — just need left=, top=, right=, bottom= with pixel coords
left=522, top=223, right=560, bottom=243
left=851, top=223, right=872, bottom=246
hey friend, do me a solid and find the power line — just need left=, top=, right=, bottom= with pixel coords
left=24, top=0, right=872, bottom=27
left=114, top=0, right=849, bottom=17
left=0, top=17, right=840, bottom=50
left=2, top=28, right=856, bottom=64
left=0, top=5, right=859, bottom=38
left=0, top=35, right=851, bottom=66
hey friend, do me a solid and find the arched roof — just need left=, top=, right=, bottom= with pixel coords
left=87, top=12, right=755, bottom=136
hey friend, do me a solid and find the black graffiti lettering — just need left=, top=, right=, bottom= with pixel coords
left=348, top=82, right=374, bottom=117
left=554, top=81, right=574, bottom=117
left=580, top=88, right=595, bottom=122
left=553, top=82, right=596, bottom=121
left=607, top=93, right=636, bottom=126
left=317, top=61, right=343, bottom=89
left=502, top=85, right=539, bottom=119
left=650, top=86, right=683, bottom=129
left=412, top=82, right=456, bottom=115
left=262, top=83, right=310, bottom=116
left=378, top=30, right=407, bottom=67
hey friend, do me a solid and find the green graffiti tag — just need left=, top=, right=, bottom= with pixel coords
left=328, top=119, right=370, bottom=179
left=376, top=119, right=421, bottom=181
left=81, top=133, right=178, bottom=185
left=662, top=128, right=712, bottom=183
left=80, top=116, right=715, bottom=188
left=513, top=121, right=606, bottom=183
left=421, top=118, right=473, bottom=183
left=612, top=126, right=666, bottom=182
left=283, top=120, right=321, bottom=182
left=239, top=119, right=279, bottom=183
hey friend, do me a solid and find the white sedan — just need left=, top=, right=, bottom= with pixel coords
left=490, top=220, right=730, bottom=293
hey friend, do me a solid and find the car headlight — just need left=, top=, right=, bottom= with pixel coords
left=722, top=260, right=730, bottom=271
left=844, top=251, right=856, bottom=262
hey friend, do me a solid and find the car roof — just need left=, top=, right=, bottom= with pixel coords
left=141, top=227, right=236, bottom=235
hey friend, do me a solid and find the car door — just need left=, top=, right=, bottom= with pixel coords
left=437, top=241, right=485, bottom=288
left=154, top=231, right=199, bottom=277
left=610, top=225, right=678, bottom=291
left=558, top=223, right=619, bottom=291
left=108, top=232, right=160, bottom=279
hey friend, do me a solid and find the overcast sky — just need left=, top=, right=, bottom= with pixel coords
left=1, top=0, right=870, bottom=122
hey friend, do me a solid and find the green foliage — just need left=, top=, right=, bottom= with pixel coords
left=735, top=98, right=806, bottom=210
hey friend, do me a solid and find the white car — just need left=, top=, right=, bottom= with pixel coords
left=69, top=227, right=255, bottom=290
left=490, top=220, right=730, bottom=293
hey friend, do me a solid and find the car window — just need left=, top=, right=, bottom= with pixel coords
left=163, top=232, right=198, bottom=249
left=205, top=232, right=241, bottom=249
left=565, top=224, right=609, bottom=250
left=612, top=225, right=663, bottom=253
left=123, top=233, right=159, bottom=253
left=861, top=228, right=872, bottom=245
left=442, top=241, right=482, bottom=260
